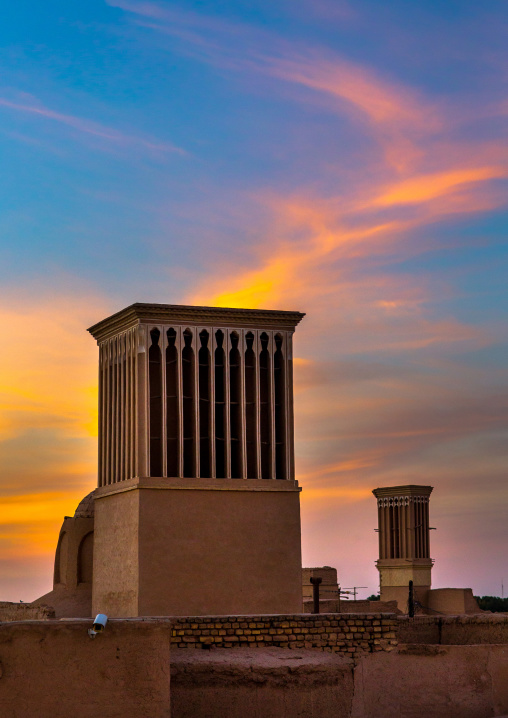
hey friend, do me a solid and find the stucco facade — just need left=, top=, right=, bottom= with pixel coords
left=92, top=477, right=302, bottom=616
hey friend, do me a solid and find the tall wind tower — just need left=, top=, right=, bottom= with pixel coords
left=373, top=485, right=433, bottom=609
left=88, top=303, right=305, bottom=617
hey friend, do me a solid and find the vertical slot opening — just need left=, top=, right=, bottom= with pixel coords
left=108, top=348, right=114, bottom=484
left=274, top=334, right=286, bottom=480
left=182, top=328, right=195, bottom=477
left=199, top=330, right=211, bottom=478
left=214, top=330, right=226, bottom=478
left=245, top=332, right=257, bottom=478
left=149, top=328, right=163, bottom=477
left=259, top=332, right=271, bottom=478
left=229, top=332, right=242, bottom=478
left=393, top=505, right=400, bottom=559
left=166, top=328, right=179, bottom=477
left=121, top=339, right=127, bottom=482
left=416, top=502, right=421, bottom=558
left=389, top=505, right=394, bottom=558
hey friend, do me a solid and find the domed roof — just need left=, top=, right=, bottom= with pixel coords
left=74, top=490, right=96, bottom=518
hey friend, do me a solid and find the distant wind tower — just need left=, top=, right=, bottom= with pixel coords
left=373, top=485, right=433, bottom=609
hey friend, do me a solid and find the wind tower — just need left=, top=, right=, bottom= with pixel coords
left=373, top=485, right=433, bottom=609
left=88, top=303, right=305, bottom=617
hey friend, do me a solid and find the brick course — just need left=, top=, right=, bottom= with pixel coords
left=170, top=613, right=398, bottom=654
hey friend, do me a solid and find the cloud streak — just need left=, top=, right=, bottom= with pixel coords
left=109, top=0, right=436, bottom=127
left=0, top=96, right=185, bottom=156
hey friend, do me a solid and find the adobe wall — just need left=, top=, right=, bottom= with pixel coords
left=302, top=567, right=339, bottom=601
left=170, top=644, right=508, bottom=718
left=170, top=613, right=398, bottom=654
left=0, top=602, right=55, bottom=622
left=338, top=600, right=401, bottom=614
left=1, top=615, right=507, bottom=718
left=398, top=614, right=508, bottom=645
left=0, top=619, right=170, bottom=718
left=171, top=647, right=355, bottom=718
left=427, top=587, right=481, bottom=615
left=302, top=599, right=400, bottom=614
left=138, top=485, right=303, bottom=617
left=94, top=480, right=303, bottom=617
left=93, top=489, right=140, bottom=616
left=351, top=644, right=508, bottom=718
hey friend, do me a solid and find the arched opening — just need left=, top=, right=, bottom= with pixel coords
left=77, top=531, right=94, bottom=584
left=274, top=334, right=286, bottom=480
left=182, top=328, right=196, bottom=477
left=214, top=330, right=226, bottom=478
left=149, top=328, right=163, bottom=477
left=245, top=332, right=257, bottom=478
left=166, top=328, right=179, bottom=477
left=259, top=332, right=271, bottom=478
left=199, top=330, right=211, bottom=478
left=229, top=332, right=242, bottom=478
left=54, top=531, right=68, bottom=585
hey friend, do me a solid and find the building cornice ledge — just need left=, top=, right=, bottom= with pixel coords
left=372, top=485, right=433, bottom=498
left=88, top=303, right=305, bottom=341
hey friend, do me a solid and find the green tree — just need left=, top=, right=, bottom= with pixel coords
left=474, top=596, right=508, bottom=612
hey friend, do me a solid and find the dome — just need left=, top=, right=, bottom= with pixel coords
left=74, top=490, right=96, bottom=518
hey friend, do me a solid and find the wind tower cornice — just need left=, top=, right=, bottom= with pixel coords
left=88, top=303, right=305, bottom=343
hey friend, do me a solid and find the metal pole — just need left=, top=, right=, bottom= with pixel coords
left=310, top=577, right=322, bottom=614
left=408, top=580, right=414, bottom=617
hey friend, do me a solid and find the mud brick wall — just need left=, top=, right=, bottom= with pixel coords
left=171, top=613, right=398, bottom=654
left=0, top=601, right=55, bottom=622
left=397, top=614, right=508, bottom=645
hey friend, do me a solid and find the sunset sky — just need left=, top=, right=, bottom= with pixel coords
left=1, top=0, right=507, bottom=602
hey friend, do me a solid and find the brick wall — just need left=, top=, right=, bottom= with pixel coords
left=171, top=613, right=398, bottom=654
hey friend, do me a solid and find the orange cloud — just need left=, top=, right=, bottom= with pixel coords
left=373, top=166, right=508, bottom=207
left=0, top=291, right=109, bottom=442
left=302, top=486, right=373, bottom=503
left=0, top=289, right=110, bottom=596
left=0, top=492, right=84, bottom=556
left=190, top=169, right=506, bottom=314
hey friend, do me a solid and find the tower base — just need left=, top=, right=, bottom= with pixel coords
left=376, top=558, right=433, bottom=610
left=92, top=477, right=302, bottom=617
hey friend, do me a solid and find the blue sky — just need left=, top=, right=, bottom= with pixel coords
left=0, top=0, right=507, bottom=601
